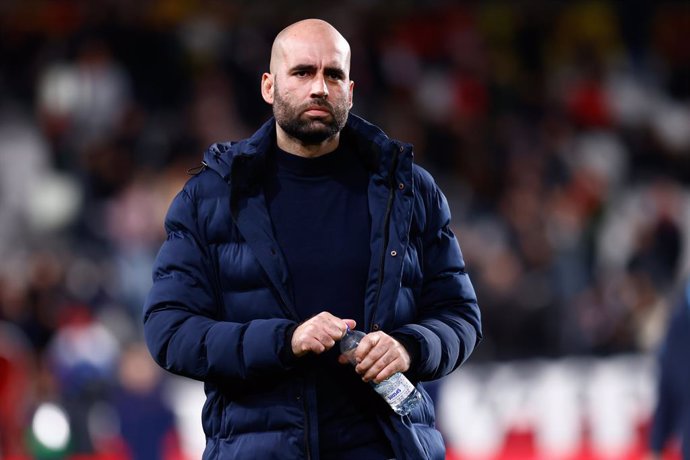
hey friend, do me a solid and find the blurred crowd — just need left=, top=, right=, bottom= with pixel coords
left=0, top=0, right=688, bottom=458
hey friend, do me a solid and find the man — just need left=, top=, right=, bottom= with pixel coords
left=144, top=18, right=481, bottom=460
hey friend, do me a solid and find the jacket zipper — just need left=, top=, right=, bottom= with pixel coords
left=370, top=146, right=401, bottom=331
left=267, top=280, right=298, bottom=322
left=300, top=391, right=312, bottom=460
left=269, top=282, right=311, bottom=457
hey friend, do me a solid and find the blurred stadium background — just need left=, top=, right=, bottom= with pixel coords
left=0, top=1, right=688, bottom=459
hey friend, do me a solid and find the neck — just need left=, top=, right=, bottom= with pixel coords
left=275, top=125, right=340, bottom=158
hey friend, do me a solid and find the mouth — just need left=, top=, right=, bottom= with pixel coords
left=303, top=104, right=332, bottom=117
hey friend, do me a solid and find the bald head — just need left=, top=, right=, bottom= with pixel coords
left=261, top=19, right=355, bottom=156
left=269, top=19, right=351, bottom=75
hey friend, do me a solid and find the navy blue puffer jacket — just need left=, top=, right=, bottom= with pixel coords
left=144, top=113, right=481, bottom=460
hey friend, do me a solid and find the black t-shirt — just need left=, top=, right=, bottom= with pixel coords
left=264, top=143, right=370, bottom=327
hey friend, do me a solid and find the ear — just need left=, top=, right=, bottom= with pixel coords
left=261, top=73, right=274, bottom=104
left=348, top=80, right=354, bottom=109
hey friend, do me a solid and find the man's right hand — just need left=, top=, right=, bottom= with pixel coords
left=291, top=312, right=356, bottom=357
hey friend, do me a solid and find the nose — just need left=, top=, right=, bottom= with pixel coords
left=310, top=74, right=328, bottom=98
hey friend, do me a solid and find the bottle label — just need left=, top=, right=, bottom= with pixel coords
left=374, top=373, right=415, bottom=408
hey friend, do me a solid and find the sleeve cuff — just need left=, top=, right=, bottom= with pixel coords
left=279, top=323, right=300, bottom=367
left=390, top=331, right=422, bottom=381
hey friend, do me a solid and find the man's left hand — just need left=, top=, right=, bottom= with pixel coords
left=338, top=331, right=411, bottom=384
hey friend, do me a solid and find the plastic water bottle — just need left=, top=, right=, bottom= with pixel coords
left=339, top=328, right=421, bottom=416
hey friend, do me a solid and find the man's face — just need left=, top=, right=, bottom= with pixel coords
left=265, top=33, right=354, bottom=145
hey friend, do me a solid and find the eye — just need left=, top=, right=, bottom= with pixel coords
left=292, top=68, right=313, bottom=78
left=326, top=70, right=345, bottom=81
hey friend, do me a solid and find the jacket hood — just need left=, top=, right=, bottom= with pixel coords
left=202, top=116, right=276, bottom=184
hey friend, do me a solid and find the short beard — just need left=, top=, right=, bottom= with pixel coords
left=272, top=82, right=349, bottom=145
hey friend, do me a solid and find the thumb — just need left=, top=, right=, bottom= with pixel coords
left=343, top=319, right=357, bottom=330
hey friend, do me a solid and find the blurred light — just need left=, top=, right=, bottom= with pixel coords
left=652, top=102, right=690, bottom=152
left=38, top=64, right=80, bottom=116
left=415, top=71, right=455, bottom=122
left=165, top=377, right=207, bottom=459
left=32, top=402, right=71, bottom=451
left=27, top=172, right=82, bottom=233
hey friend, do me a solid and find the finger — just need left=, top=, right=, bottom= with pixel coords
left=322, top=334, right=336, bottom=350
left=292, top=319, right=337, bottom=356
left=361, top=349, right=397, bottom=382
left=295, top=336, right=325, bottom=356
left=310, top=329, right=338, bottom=353
left=354, top=332, right=381, bottom=362
left=373, top=360, right=403, bottom=384
left=334, top=318, right=357, bottom=339
left=307, top=318, right=339, bottom=341
left=310, top=327, right=337, bottom=351
left=327, top=323, right=347, bottom=341
left=305, top=337, right=326, bottom=355
left=355, top=334, right=387, bottom=373
left=314, top=313, right=352, bottom=341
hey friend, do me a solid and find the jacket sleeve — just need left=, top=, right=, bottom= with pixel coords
left=143, top=188, right=297, bottom=383
left=393, top=174, right=482, bottom=382
left=649, top=355, right=677, bottom=454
